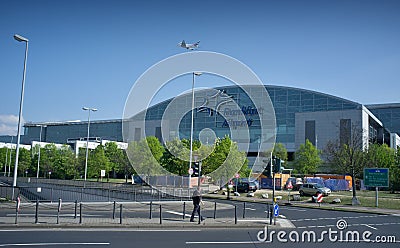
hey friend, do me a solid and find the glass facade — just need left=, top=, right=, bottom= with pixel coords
left=267, top=86, right=360, bottom=144
left=143, top=85, right=360, bottom=146
left=18, top=85, right=364, bottom=150
left=22, top=120, right=122, bottom=145
left=367, top=104, right=400, bottom=135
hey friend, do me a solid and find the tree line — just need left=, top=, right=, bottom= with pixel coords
left=0, top=136, right=250, bottom=182
left=0, top=142, right=130, bottom=180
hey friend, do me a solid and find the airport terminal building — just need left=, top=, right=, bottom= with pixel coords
left=2, top=85, right=399, bottom=163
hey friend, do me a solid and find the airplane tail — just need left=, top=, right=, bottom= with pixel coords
left=180, top=40, right=186, bottom=47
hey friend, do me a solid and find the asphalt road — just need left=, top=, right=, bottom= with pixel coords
left=1, top=201, right=400, bottom=247
left=0, top=225, right=399, bottom=248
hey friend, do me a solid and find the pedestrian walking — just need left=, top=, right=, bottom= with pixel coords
left=190, top=187, right=205, bottom=222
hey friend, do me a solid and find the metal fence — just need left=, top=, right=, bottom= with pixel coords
left=0, top=176, right=224, bottom=203
left=0, top=177, right=196, bottom=202
left=0, top=199, right=274, bottom=226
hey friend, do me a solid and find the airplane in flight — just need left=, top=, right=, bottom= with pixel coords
left=178, top=40, right=200, bottom=50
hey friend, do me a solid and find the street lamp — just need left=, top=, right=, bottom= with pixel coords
left=36, top=124, right=46, bottom=178
left=82, top=107, right=97, bottom=182
left=189, top=72, right=202, bottom=188
left=8, top=137, right=13, bottom=177
left=12, top=34, right=29, bottom=193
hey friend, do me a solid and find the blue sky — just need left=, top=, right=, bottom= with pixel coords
left=0, top=0, right=399, bottom=136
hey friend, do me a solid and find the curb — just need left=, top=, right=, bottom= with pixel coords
left=0, top=219, right=289, bottom=230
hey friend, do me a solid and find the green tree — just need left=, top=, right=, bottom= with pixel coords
left=104, top=142, right=130, bottom=179
left=273, top=143, right=288, bottom=161
left=294, top=139, right=321, bottom=175
left=39, top=144, right=58, bottom=178
left=17, top=148, right=31, bottom=177
left=394, top=147, right=400, bottom=191
left=365, top=143, right=398, bottom=192
left=161, top=138, right=190, bottom=176
left=0, top=147, right=11, bottom=176
left=126, top=136, right=165, bottom=178
left=87, top=145, right=111, bottom=179
left=53, top=145, right=77, bottom=179
left=204, top=136, right=248, bottom=186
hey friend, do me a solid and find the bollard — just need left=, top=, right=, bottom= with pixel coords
left=234, top=205, right=237, bottom=224
left=182, top=202, right=186, bottom=219
left=79, top=203, right=82, bottom=224
left=269, top=204, right=273, bottom=225
left=112, top=201, right=116, bottom=219
left=198, top=206, right=201, bottom=225
left=35, top=200, right=39, bottom=224
left=159, top=205, right=162, bottom=224
left=57, top=198, right=62, bottom=224
left=15, top=196, right=20, bottom=224
left=149, top=201, right=153, bottom=219
left=74, top=200, right=77, bottom=219
left=213, top=201, right=217, bottom=219
left=243, top=202, right=246, bottom=219
left=119, top=204, right=123, bottom=224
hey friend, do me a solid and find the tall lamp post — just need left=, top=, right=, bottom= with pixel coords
left=189, top=72, right=202, bottom=188
left=36, top=124, right=46, bottom=178
left=82, top=107, right=97, bottom=183
left=12, top=34, right=29, bottom=196
left=8, top=137, right=13, bottom=177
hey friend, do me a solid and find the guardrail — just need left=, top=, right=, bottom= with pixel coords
left=0, top=177, right=199, bottom=202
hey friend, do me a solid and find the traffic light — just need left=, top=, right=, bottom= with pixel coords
left=262, top=159, right=272, bottom=177
left=193, top=162, right=201, bottom=177
left=263, top=156, right=282, bottom=176
left=273, top=158, right=281, bottom=173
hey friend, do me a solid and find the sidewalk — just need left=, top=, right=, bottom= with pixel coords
left=0, top=200, right=293, bottom=229
left=0, top=216, right=294, bottom=229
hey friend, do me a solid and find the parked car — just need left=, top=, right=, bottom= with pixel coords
left=235, top=181, right=258, bottom=193
left=231, top=178, right=260, bottom=190
left=299, top=183, right=331, bottom=196
left=284, top=177, right=302, bottom=191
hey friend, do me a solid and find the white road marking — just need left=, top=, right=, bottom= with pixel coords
left=245, top=208, right=256, bottom=211
left=165, top=210, right=192, bottom=218
left=362, top=224, right=377, bottom=230
left=0, top=229, right=200, bottom=232
left=0, top=243, right=110, bottom=247
left=237, top=219, right=268, bottom=222
left=186, top=241, right=268, bottom=244
left=296, top=222, right=400, bottom=229
left=281, top=208, right=306, bottom=212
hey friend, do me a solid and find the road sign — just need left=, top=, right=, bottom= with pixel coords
left=287, top=180, right=293, bottom=190
left=188, top=168, right=194, bottom=175
left=364, top=168, right=389, bottom=187
left=273, top=204, right=279, bottom=217
left=316, top=193, right=323, bottom=203
left=101, top=170, right=106, bottom=177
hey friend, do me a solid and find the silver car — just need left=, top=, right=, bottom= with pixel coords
left=299, top=183, right=331, bottom=196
